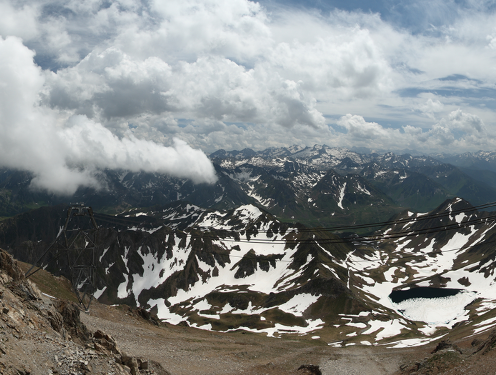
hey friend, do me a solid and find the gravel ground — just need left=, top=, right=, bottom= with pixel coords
left=81, top=302, right=496, bottom=375
left=80, top=303, right=420, bottom=375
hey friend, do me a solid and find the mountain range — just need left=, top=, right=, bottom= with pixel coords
left=1, top=196, right=496, bottom=347
left=2, top=145, right=496, bottom=347
left=3, top=145, right=496, bottom=227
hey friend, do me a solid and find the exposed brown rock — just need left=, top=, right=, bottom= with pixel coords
left=0, top=250, right=24, bottom=282
left=0, top=249, right=168, bottom=374
left=474, top=329, right=496, bottom=355
left=122, top=353, right=139, bottom=375
left=53, top=299, right=91, bottom=343
left=431, top=340, right=463, bottom=354
left=93, top=329, right=121, bottom=354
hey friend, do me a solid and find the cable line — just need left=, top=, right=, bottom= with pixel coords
left=199, top=200, right=496, bottom=234
left=213, top=236, right=496, bottom=264
left=193, top=213, right=496, bottom=246
left=91, top=201, right=496, bottom=247
left=93, top=200, right=496, bottom=236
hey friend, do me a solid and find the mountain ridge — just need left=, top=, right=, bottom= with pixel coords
left=2, top=145, right=496, bottom=228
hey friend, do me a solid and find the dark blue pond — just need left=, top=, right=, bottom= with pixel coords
left=389, top=287, right=462, bottom=303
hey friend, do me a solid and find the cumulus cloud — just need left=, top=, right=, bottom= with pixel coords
left=0, top=0, right=496, bottom=163
left=335, top=109, right=493, bottom=153
left=447, top=108, right=485, bottom=133
left=44, top=49, right=326, bottom=129
left=0, top=36, right=216, bottom=195
left=31, top=0, right=393, bottom=132
left=337, top=115, right=390, bottom=140
left=145, top=0, right=272, bottom=63
left=419, top=98, right=444, bottom=116
left=0, top=2, right=38, bottom=40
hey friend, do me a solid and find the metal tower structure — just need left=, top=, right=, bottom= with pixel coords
left=25, top=204, right=99, bottom=310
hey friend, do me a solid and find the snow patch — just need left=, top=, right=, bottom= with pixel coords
left=278, top=294, right=319, bottom=317
left=337, top=183, right=346, bottom=209
left=392, top=291, right=476, bottom=326
left=94, top=287, right=107, bottom=299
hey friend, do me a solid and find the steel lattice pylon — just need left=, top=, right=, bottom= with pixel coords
left=26, top=204, right=99, bottom=310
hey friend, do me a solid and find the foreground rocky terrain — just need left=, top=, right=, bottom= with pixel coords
left=0, top=249, right=168, bottom=375
left=1, top=248, right=496, bottom=374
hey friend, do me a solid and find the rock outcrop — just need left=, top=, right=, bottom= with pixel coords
left=0, top=249, right=169, bottom=374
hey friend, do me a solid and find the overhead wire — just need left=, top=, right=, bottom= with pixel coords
left=202, top=199, right=496, bottom=234
left=191, top=212, right=496, bottom=246
left=169, top=212, right=496, bottom=267
left=89, top=201, right=496, bottom=267
left=91, top=200, right=496, bottom=236
left=81, top=201, right=496, bottom=286
left=209, top=236, right=496, bottom=264
left=92, top=213, right=156, bottom=228
left=89, top=200, right=496, bottom=248
left=164, top=219, right=496, bottom=278
left=92, top=200, right=496, bottom=242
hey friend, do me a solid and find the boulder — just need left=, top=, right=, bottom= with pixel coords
left=93, top=330, right=120, bottom=355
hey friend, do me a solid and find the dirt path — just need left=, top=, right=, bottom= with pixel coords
left=320, top=347, right=402, bottom=375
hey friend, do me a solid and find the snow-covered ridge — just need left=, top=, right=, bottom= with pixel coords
left=90, top=198, right=496, bottom=347
left=99, top=204, right=345, bottom=338
left=210, top=144, right=442, bottom=171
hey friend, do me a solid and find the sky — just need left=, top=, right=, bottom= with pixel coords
left=1, top=0, right=496, bottom=193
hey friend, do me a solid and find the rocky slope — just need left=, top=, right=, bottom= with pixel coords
left=4, top=245, right=496, bottom=374
left=0, top=204, right=366, bottom=337
left=0, top=249, right=169, bottom=375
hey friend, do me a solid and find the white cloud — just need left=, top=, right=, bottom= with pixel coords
left=266, top=28, right=394, bottom=98
left=335, top=109, right=493, bottom=153
left=44, top=49, right=326, bottom=128
left=338, top=114, right=393, bottom=140
left=0, top=36, right=216, bottom=195
left=0, top=2, right=39, bottom=40
left=447, top=108, right=486, bottom=133
left=0, top=0, right=496, bottom=161
left=145, top=0, right=272, bottom=63
left=420, top=98, right=444, bottom=114
left=30, top=0, right=395, bottom=130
